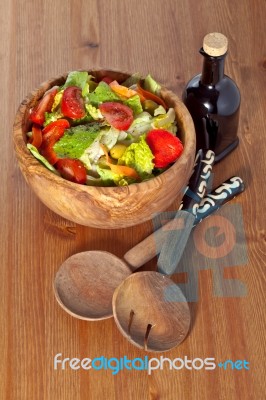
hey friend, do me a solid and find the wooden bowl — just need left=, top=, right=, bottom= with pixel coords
left=13, top=69, right=196, bottom=229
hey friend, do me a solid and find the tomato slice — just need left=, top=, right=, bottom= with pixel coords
left=61, top=86, right=86, bottom=119
left=42, top=125, right=65, bottom=147
left=29, top=88, right=58, bottom=126
left=40, top=122, right=68, bottom=165
left=146, top=129, right=183, bottom=168
left=101, top=76, right=113, bottom=84
left=30, top=124, right=42, bottom=148
left=99, top=102, right=133, bottom=130
left=42, top=119, right=70, bottom=135
left=55, top=158, right=87, bottom=184
left=40, top=145, right=59, bottom=166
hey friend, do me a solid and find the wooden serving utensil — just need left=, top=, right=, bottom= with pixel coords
left=112, top=150, right=215, bottom=351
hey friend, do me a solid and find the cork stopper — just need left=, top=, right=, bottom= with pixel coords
left=203, top=32, right=228, bottom=56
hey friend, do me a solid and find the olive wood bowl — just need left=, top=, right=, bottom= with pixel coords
left=13, top=69, right=196, bottom=229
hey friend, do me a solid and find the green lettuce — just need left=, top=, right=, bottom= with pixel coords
left=96, top=166, right=136, bottom=186
left=51, top=90, right=63, bottom=112
left=63, top=71, right=89, bottom=91
left=151, top=107, right=177, bottom=134
left=143, top=74, right=161, bottom=95
left=100, top=127, right=120, bottom=149
left=96, top=166, right=120, bottom=186
left=122, top=73, right=141, bottom=87
left=85, top=104, right=103, bottom=120
left=88, top=82, right=120, bottom=106
left=44, top=111, right=63, bottom=126
left=80, top=138, right=102, bottom=170
left=27, top=144, right=57, bottom=172
left=118, top=135, right=154, bottom=180
left=124, top=95, right=143, bottom=116
left=53, top=123, right=101, bottom=159
left=79, top=127, right=122, bottom=169
left=127, top=112, right=152, bottom=137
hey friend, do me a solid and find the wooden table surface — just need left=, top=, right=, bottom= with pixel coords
left=1, top=0, right=265, bottom=399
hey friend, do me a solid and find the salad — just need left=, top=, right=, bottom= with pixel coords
left=27, top=71, right=184, bottom=186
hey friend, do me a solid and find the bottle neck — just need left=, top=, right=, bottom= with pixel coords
left=200, top=48, right=226, bottom=86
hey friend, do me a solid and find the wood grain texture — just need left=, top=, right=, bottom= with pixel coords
left=1, top=0, right=266, bottom=399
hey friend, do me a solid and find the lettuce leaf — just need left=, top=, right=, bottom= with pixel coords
left=100, top=127, right=120, bottom=150
left=88, top=82, right=120, bottom=106
left=44, top=111, right=63, bottom=126
left=63, top=71, right=89, bottom=91
left=79, top=138, right=102, bottom=170
left=118, top=135, right=154, bottom=180
left=124, top=95, right=143, bottom=116
left=51, top=90, right=64, bottom=112
left=96, top=166, right=120, bottom=186
left=151, top=107, right=177, bottom=134
left=122, top=73, right=142, bottom=87
left=85, top=104, right=103, bottom=120
left=127, top=112, right=152, bottom=138
left=96, top=165, right=136, bottom=186
left=27, top=144, right=57, bottom=172
left=53, top=123, right=101, bottom=159
left=143, top=74, right=161, bottom=95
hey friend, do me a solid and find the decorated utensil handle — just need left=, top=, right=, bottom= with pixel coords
left=179, top=149, right=215, bottom=215
left=157, top=149, right=215, bottom=275
left=123, top=175, right=244, bottom=271
left=194, top=176, right=245, bottom=224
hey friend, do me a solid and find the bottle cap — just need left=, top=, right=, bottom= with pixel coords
left=203, top=32, right=228, bottom=56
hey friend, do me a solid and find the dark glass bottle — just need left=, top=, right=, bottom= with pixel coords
left=182, top=33, right=241, bottom=162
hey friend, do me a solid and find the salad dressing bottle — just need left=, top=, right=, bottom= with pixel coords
left=182, top=32, right=241, bottom=162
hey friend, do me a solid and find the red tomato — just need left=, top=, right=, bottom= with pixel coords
left=42, top=119, right=70, bottom=135
left=55, top=158, right=87, bottom=184
left=146, top=129, right=183, bottom=168
left=61, top=86, right=86, bottom=119
left=29, top=88, right=58, bottom=125
left=30, top=124, right=42, bottom=148
left=101, top=76, right=113, bottom=84
left=40, top=145, right=59, bottom=165
left=42, top=125, right=65, bottom=147
left=99, top=102, right=133, bottom=130
left=40, top=122, right=68, bottom=165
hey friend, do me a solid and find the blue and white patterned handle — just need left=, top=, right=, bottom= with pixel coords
left=194, top=176, right=245, bottom=224
left=157, top=149, right=215, bottom=275
left=179, top=149, right=215, bottom=215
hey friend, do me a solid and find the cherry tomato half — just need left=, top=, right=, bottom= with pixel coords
left=42, top=119, right=70, bottom=135
left=40, top=122, right=69, bottom=165
left=55, top=158, right=87, bottom=184
left=146, top=129, right=183, bottom=168
left=101, top=76, right=113, bottom=84
left=99, top=102, right=133, bottom=130
left=29, top=88, right=58, bottom=126
left=40, top=145, right=59, bottom=166
left=61, top=86, right=86, bottom=119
